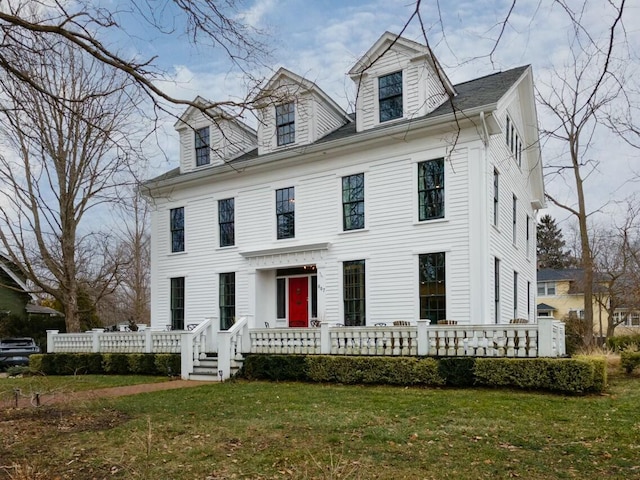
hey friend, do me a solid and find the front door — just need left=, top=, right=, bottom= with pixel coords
left=288, top=277, right=309, bottom=327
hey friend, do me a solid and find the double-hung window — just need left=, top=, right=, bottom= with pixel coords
left=343, top=260, right=366, bottom=326
left=276, top=102, right=295, bottom=146
left=378, top=71, right=403, bottom=122
left=513, top=271, right=519, bottom=320
left=219, top=272, right=235, bottom=330
left=342, top=173, right=364, bottom=230
left=218, top=198, right=235, bottom=247
left=537, top=281, right=556, bottom=296
left=494, top=258, right=501, bottom=324
left=170, top=277, right=185, bottom=330
left=419, top=253, right=446, bottom=323
left=170, top=207, right=184, bottom=253
left=418, top=158, right=445, bottom=221
left=195, top=127, right=210, bottom=166
left=276, top=187, right=295, bottom=239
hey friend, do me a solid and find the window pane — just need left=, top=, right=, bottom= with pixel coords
left=419, top=253, right=446, bottom=322
left=195, top=127, right=210, bottom=166
left=170, top=207, right=184, bottom=252
left=218, top=198, right=235, bottom=247
left=343, top=260, right=365, bottom=326
left=342, top=173, right=364, bottom=231
left=277, top=278, right=286, bottom=319
left=418, top=159, right=444, bottom=221
left=311, top=275, right=318, bottom=318
left=170, top=277, right=185, bottom=330
left=276, top=187, right=295, bottom=239
left=379, top=71, right=403, bottom=122
left=219, top=273, right=235, bottom=330
left=276, top=103, right=295, bottom=146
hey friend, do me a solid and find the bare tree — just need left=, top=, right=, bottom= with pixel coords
left=537, top=0, right=629, bottom=346
left=0, top=35, right=146, bottom=332
left=0, top=1, right=267, bottom=117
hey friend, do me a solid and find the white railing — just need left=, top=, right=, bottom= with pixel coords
left=46, top=317, right=565, bottom=381
left=217, top=316, right=250, bottom=380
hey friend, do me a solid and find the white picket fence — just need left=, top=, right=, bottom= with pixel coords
left=47, top=317, right=565, bottom=380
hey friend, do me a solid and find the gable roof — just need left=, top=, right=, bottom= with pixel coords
left=348, top=31, right=455, bottom=96
left=145, top=65, right=530, bottom=187
left=536, top=303, right=557, bottom=312
left=174, top=96, right=257, bottom=137
left=257, top=67, right=352, bottom=123
left=537, top=268, right=583, bottom=282
left=0, top=254, right=35, bottom=301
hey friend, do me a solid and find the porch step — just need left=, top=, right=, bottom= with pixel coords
left=188, top=354, right=243, bottom=381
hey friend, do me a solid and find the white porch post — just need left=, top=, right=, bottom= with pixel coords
left=145, top=328, right=152, bottom=353
left=180, top=331, right=194, bottom=380
left=46, top=330, right=59, bottom=353
left=247, top=269, right=257, bottom=329
left=218, top=331, right=231, bottom=380
left=91, top=329, right=102, bottom=352
left=320, top=321, right=330, bottom=354
left=417, top=319, right=430, bottom=356
left=537, top=317, right=555, bottom=357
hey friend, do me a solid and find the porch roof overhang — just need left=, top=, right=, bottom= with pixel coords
left=240, top=242, right=330, bottom=269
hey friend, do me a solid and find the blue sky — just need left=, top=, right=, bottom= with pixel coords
left=117, top=0, right=638, bottom=229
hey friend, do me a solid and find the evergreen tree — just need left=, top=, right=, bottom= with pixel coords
left=537, top=215, right=575, bottom=269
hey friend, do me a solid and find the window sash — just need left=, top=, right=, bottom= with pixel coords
left=170, top=207, right=184, bottom=252
left=219, top=272, right=235, bottom=330
left=218, top=198, right=235, bottom=247
left=276, top=103, right=295, bottom=146
left=343, top=260, right=366, bottom=326
left=419, top=253, right=446, bottom=322
left=418, top=159, right=445, bottom=221
left=379, top=71, right=403, bottom=122
left=276, top=187, right=295, bottom=239
left=342, top=173, right=365, bottom=230
left=195, top=127, right=210, bottom=166
left=170, top=277, right=184, bottom=330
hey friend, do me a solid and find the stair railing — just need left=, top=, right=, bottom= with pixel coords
left=217, top=316, right=250, bottom=380
left=180, top=317, right=216, bottom=380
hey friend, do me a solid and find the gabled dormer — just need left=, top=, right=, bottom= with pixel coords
left=174, top=97, right=257, bottom=174
left=255, top=68, right=351, bottom=155
left=349, top=32, right=455, bottom=133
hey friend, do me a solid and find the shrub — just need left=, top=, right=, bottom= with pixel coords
left=606, top=334, right=640, bottom=352
left=26, top=353, right=180, bottom=376
left=242, top=354, right=308, bottom=381
left=620, top=351, right=640, bottom=374
left=437, top=357, right=476, bottom=387
left=474, top=357, right=606, bottom=394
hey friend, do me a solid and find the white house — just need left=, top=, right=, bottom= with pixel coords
left=144, top=32, right=545, bottom=335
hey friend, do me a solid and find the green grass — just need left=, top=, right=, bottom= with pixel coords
left=2, top=375, right=640, bottom=479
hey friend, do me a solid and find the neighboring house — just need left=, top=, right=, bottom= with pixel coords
left=144, top=32, right=545, bottom=333
left=536, top=268, right=639, bottom=337
left=0, top=254, right=63, bottom=321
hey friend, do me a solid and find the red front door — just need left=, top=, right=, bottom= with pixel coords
left=288, top=277, right=309, bottom=327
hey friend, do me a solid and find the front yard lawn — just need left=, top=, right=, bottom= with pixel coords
left=1, top=374, right=639, bottom=479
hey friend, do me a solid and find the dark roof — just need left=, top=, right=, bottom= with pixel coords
left=146, top=66, right=529, bottom=185
left=25, top=304, right=64, bottom=316
left=537, top=268, right=584, bottom=282
left=536, top=303, right=556, bottom=312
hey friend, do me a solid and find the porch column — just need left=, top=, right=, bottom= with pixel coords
left=316, top=262, right=327, bottom=322
left=247, top=269, right=257, bottom=329
left=417, top=319, right=430, bottom=356
left=537, top=317, right=555, bottom=357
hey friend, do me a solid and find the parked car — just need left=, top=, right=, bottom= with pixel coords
left=0, top=337, right=41, bottom=368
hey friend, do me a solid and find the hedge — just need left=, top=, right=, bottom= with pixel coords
left=29, top=353, right=180, bottom=376
left=605, top=334, right=640, bottom=352
left=620, top=351, right=640, bottom=374
left=241, top=354, right=606, bottom=394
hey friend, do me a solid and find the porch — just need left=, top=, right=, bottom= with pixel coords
left=46, top=317, right=566, bottom=381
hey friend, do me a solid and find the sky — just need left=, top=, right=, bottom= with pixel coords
left=112, top=0, right=640, bottom=232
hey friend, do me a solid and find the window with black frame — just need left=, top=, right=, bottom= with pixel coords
left=418, top=158, right=444, bottom=221
left=170, top=277, right=184, bottom=330
left=276, top=187, right=295, bottom=239
left=276, top=102, right=295, bottom=146
left=219, top=272, right=235, bottom=330
left=195, top=127, right=210, bottom=166
left=343, top=260, right=365, bottom=326
left=378, top=71, right=403, bottom=122
left=218, top=198, right=234, bottom=247
left=342, top=173, right=364, bottom=230
left=170, top=207, right=184, bottom=252
left=419, top=253, right=446, bottom=323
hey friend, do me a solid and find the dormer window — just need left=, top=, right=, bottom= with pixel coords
left=276, top=102, right=295, bottom=146
left=378, top=71, right=403, bottom=122
left=195, top=127, right=210, bottom=166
